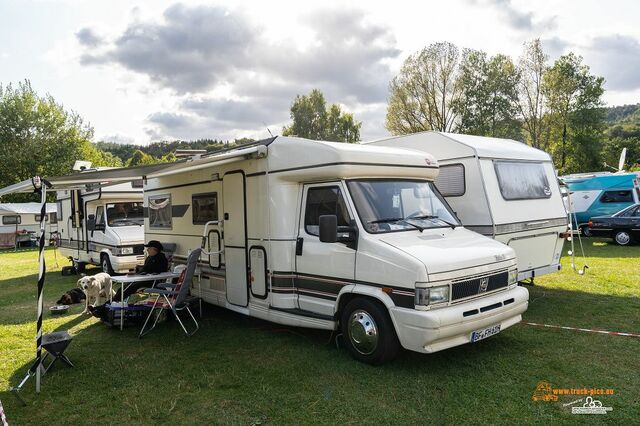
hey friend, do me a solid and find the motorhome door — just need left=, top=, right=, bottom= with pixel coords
left=223, top=172, right=248, bottom=306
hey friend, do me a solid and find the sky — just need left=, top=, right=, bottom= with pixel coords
left=1, top=0, right=640, bottom=145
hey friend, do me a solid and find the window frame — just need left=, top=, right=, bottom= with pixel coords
left=493, top=160, right=552, bottom=201
left=599, top=190, right=633, bottom=204
left=148, top=194, right=173, bottom=229
left=2, top=215, right=21, bottom=225
left=191, top=192, right=219, bottom=225
left=435, top=163, right=466, bottom=197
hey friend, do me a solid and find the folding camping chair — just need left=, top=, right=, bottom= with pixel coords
left=139, top=248, right=201, bottom=338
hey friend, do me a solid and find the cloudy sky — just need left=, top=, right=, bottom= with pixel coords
left=2, top=0, right=640, bottom=144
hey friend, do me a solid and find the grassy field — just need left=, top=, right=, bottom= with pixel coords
left=0, top=240, right=638, bottom=425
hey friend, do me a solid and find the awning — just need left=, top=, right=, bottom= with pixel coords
left=0, top=203, right=57, bottom=214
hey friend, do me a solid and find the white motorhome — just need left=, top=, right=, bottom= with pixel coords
left=0, top=137, right=529, bottom=364
left=56, top=180, right=145, bottom=274
left=0, top=203, right=58, bottom=247
left=367, top=132, right=568, bottom=282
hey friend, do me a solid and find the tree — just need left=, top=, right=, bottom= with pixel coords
left=386, top=42, right=463, bottom=134
left=543, top=53, right=605, bottom=173
left=455, top=50, right=521, bottom=139
left=516, top=39, right=550, bottom=149
left=282, top=89, right=361, bottom=143
left=0, top=80, right=119, bottom=202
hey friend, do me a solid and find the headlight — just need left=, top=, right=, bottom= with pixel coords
left=508, top=269, right=518, bottom=286
left=415, top=284, right=450, bottom=307
left=118, top=247, right=134, bottom=255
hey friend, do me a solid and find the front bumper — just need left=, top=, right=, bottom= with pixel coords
left=389, top=286, right=529, bottom=353
left=110, top=255, right=145, bottom=273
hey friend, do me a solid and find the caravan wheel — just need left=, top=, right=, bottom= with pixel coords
left=341, top=298, right=400, bottom=365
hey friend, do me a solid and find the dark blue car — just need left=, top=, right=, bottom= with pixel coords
left=588, top=204, right=640, bottom=245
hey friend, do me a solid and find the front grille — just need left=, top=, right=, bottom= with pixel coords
left=132, top=245, right=145, bottom=255
left=451, top=271, right=509, bottom=301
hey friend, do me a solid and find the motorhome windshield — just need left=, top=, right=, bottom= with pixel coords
left=106, top=202, right=144, bottom=226
left=347, top=180, right=460, bottom=233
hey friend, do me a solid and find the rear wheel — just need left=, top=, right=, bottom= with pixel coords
left=614, top=230, right=632, bottom=246
left=101, top=254, right=114, bottom=275
left=340, top=297, right=400, bottom=365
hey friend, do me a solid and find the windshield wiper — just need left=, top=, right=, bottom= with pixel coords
left=368, top=217, right=425, bottom=232
left=406, top=215, right=457, bottom=229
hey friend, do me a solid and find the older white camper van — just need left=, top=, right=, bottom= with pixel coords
left=367, top=132, right=568, bottom=282
left=56, top=180, right=145, bottom=274
left=0, top=203, right=58, bottom=248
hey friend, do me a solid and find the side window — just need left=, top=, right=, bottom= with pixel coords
left=95, top=206, right=105, bottom=225
left=35, top=214, right=48, bottom=222
left=600, top=190, right=632, bottom=203
left=192, top=193, right=218, bottom=224
left=149, top=194, right=172, bottom=229
left=49, top=212, right=57, bottom=224
left=56, top=201, right=63, bottom=222
left=304, top=186, right=350, bottom=236
left=494, top=161, right=551, bottom=200
left=2, top=215, right=21, bottom=225
left=435, top=164, right=465, bottom=197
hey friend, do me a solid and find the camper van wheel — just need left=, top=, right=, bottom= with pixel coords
left=340, top=298, right=400, bottom=365
left=580, top=226, right=592, bottom=237
left=614, top=231, right=631, bottom=246
left=101, top=254, right=114, bottom=275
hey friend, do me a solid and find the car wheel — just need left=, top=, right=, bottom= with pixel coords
left=341, top=298, right=400, bottom=365
left=614, top=231, right=632, bottom=246
left=581, top=226, right=592, bottom=237
left=101, top=254, right=114, bottom=275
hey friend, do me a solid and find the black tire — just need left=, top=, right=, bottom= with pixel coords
left=614, top=230, right=632, bottom=246
left=340, top=297, right=400, bottom=365
left=581, top=226, right=592, bottom=237
left=101, top=254, right=114, bottom=275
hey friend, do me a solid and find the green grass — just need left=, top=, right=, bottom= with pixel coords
left=0, top=240, right=639, bottom=425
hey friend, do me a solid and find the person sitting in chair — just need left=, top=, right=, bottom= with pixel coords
left=112, top=240, right=168, bottom=301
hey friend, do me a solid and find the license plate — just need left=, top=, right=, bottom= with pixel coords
left=471, top=324, right=501, bottom=342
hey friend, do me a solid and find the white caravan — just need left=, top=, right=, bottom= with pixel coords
left=0, top=137, right=529, bottom=364
left=56, top=180, right=145, bottom=274
left=367, top=132, right=568, bottom=282
left=0, top=203, right=58, bottom=247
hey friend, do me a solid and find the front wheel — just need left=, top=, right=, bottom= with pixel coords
left=341, top=298, right=400, bottom=365
left=101, top=254, right=114, bottom=275
left=614, top=230, right=632, bottom=246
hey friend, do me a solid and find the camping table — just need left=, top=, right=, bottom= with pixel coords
left=110, top=272, right=180, bottom=330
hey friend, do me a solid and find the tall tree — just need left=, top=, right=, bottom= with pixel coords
left=0, top=80, right=120, bottom=202
left=516, top=39, right=550, bottom=149
left=455, top=50, right=521, bottom=139
left=282, top=89, right=361, bottom=143
left=543, top=53, right=605, bottom=172
left=386, top=42, right=463, bottom=134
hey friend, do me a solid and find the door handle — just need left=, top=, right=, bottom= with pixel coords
left=295, top=237, right=304, bottom=256
left=224, top=212, right=229, bottom=220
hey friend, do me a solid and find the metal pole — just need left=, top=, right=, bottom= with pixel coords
left=33, top=176, right=48, bottom=393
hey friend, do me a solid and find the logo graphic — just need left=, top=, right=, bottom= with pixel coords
left=479, top=277, right=489, bottom=293
left=532, top=381, right=558, bottom=402
left=572, top=396, right=613, bottom=415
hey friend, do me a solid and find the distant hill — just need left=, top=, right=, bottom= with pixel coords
left=606, top=104, right=640, bottom=124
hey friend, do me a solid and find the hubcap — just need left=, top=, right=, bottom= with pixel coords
left=616, top=232, right=630, bottom=245
left=348, top=310, right=378, bottom=355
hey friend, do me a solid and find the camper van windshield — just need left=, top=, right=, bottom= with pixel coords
left=347, top=180, right=460, bottom=234
left=106, top=202, right=144, bottom=227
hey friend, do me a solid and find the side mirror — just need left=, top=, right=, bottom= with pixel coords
left=318, top=215, right=338, bottom=243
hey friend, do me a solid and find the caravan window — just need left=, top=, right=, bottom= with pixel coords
left=148, top=195, right=172, bottom=229
left=35, top=214, right=48, bottom=222
left=49, top=213, right=57, bottom=224
left=304, top=186, right=351, bottom=236
left=56, top=201, right=63, bottom=222
left=435, top=164, right=465, bottom=197
left=192, top=193, right=218, bottom=224
left=494, top=161, right=551, bottom=200
left=600, top=190, right=632, bottom=203
left=2, top=215, right=20, bottom=225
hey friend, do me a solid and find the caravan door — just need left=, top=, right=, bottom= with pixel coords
left=295, top=183, right=356, bottom=316
left=223, top=172, right=248, bottom=306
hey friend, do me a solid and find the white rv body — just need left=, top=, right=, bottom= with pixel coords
left=0, top=203, right=58, bottom=245
left=56, top=180, right=145, bottom=273
left=139, top=136, right=528, bottom=358
left=366, top=132, right=568, bottom=281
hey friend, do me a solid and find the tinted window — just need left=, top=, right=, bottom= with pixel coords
left=621, top=206, right=640, bottom=217
left=435, top=164, right=465, bottom=197
left=2, top=215, right=20, bottom=225
left=304, top=186, right=350, bottom=236
left=149, top=195, right=172, bottom=229
left=600, top=190, right=632, bottom=203
left=192, top=193, right=218, bottom=224
left=494, top=161, right=551, bottom=200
